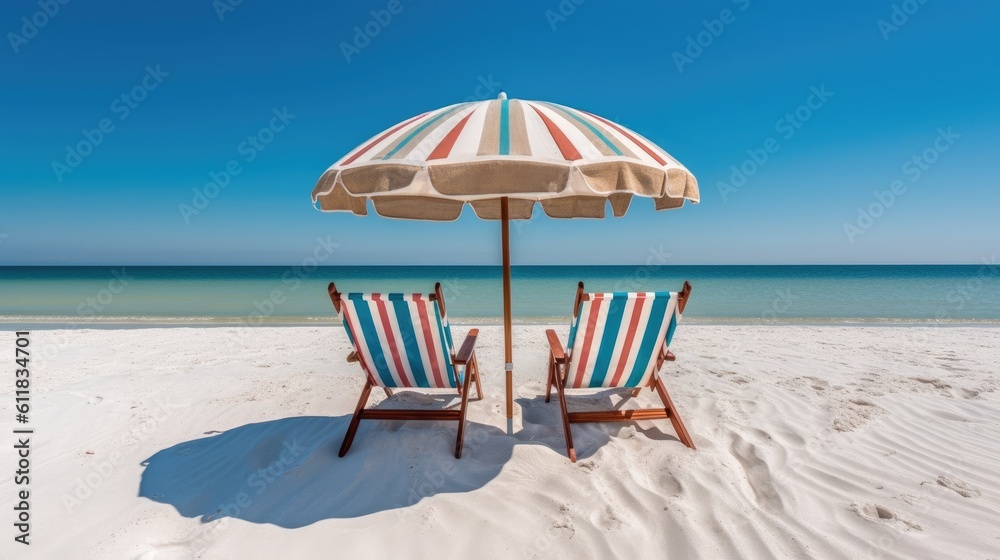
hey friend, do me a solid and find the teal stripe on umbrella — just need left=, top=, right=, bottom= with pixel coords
left=543, top=102, right=624, bottom=156
left=382, top=104, right=467, bottom=160
left=498, top=98, right=510, bottom=155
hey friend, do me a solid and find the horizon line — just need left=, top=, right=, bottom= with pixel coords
left=0, top=263, right=990, bottom=268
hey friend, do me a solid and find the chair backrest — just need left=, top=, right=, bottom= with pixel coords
left=339, top=292, right=457, bottom=388
left=565, top=291, right=682, bottom=389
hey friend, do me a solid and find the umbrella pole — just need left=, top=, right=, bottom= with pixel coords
left=501, top=197, right=514, bottom=435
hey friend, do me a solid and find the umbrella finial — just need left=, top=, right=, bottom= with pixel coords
left=498, top=91, right=507, bottom=100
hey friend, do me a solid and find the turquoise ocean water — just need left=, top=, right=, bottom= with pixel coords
left=1, top=265, right=998, bottom=325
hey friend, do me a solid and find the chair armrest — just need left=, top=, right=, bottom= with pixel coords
left=454, top=328, right=479, bottom=365
left=655, top=347, right=676, bottom=371
left=546, top=329, right=566, bottom=363
left=347, top=351, right=360, bottom=363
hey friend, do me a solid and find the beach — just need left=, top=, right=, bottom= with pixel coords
left=5, top=324, right=999, bottom=559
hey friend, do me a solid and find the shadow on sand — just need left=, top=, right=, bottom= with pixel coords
left=139, top=393, right=512, bottom=528
left=140, top=389, right=680, bottom=528
left=515, top=389, right=683, bottom=460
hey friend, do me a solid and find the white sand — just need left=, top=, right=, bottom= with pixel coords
left=2, top=325, right=999, bottom=559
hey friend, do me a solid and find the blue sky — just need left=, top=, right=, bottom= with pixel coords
left=1, top=0, right=997, bottom=265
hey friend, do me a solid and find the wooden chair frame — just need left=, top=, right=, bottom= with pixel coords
left=329, top=282, right=484, bottom=459
left=544, top=281, right=696, bottom=462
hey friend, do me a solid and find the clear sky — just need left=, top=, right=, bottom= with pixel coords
left=1, top=0, right=997, bottom=265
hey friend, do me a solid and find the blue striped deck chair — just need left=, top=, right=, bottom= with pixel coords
left=328, top=282, right=483, bottom=459
left=544, top=281, right=695, bottom=462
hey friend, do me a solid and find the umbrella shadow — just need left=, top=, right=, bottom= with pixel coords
left=139, top=394, right=512, bottom=528
left=516, top=389, right=683, bottom=460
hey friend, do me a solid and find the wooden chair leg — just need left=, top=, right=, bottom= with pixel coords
left=552, top=368, right=577, bottom=462
left=383, top=387, right=393, bottom=398
left=339, top=379, right=374, bottom=457
left=471, top=354, right=484, bottom=401
left=545, top=355, right=555, bottom=403
left=455, top=360, right=475, bottom=459
left=654, top=376, right=695, bottom=449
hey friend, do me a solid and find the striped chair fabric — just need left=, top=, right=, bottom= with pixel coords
left=340, top=293, right=457, bottom=388
left=565, top=291, right=682, bottom=389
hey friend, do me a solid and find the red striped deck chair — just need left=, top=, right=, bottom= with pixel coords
left=328, top=282, right=483, bottom=459
left=544, top=281, right=695, bottom=462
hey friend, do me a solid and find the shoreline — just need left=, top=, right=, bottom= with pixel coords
left=3, top=316, right=1000, bottom=330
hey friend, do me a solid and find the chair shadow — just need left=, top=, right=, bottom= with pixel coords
left=516, top=389, right=682, bottom=460
left=139, top=394, right=511, bottom=528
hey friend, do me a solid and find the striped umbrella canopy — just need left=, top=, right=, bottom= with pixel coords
left=312, top=93, right=699, bottom=433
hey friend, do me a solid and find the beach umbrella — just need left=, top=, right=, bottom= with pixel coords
left=312, top=93, right=699, bottom=434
